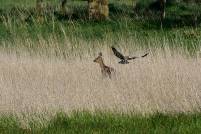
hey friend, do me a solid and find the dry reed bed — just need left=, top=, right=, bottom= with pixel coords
left=0, top=48, right=201, bottom=114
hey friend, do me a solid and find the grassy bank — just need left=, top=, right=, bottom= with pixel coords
left=0, top=0, right=201, bottom=54
left=0, top=1, right=201, bottom=133
left=1, top=111, right=201, bottom=134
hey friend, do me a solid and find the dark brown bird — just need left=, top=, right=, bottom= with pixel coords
left=111, top=47, right=149, bottom=64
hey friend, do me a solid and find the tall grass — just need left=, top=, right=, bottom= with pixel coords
left=0, top=0, right=200, bottom=49
left=0, top=1, right=201, bottom=133
left=0, top=39, right=200, bottom=115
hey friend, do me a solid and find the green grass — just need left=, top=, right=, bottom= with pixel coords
left=0, top=2, right=201, bottom=133
left=1, top=112, right=201, bottom=134
left=0, top=1, right=200, bottom=40
left=0, top=0, right=61, bottom=9
left=0, top=0, right=200, bottom=54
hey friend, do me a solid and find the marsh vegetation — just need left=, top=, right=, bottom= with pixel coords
left=0, top=0, right=201, bottom=133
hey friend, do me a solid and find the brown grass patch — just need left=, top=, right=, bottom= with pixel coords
left=0, top=46, right=200, bottom=114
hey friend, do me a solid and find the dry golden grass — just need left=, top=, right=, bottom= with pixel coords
left=0, top=44, right=201, bottom=115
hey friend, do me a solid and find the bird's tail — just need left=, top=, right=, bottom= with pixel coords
left=141, top=53, right=149, bottom=58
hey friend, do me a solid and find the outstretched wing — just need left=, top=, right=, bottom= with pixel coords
left=141, top=53, right=149, bottom=57
left=128, top=56, right=138, bottom=60
left=128, top=53, right=149, bottom=60
left=111, top=47, right=125, bottom=60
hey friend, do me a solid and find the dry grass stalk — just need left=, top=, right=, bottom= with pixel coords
left=0, top=47, right=200, bottom=114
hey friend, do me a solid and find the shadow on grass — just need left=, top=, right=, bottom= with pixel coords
left=0, top=2, right=200, bottom=29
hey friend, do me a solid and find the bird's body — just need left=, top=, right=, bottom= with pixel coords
left=111, top=47, right=148, bottom=64
left=118, top=60, right=129, bottom=64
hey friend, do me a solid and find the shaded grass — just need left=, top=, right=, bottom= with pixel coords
left=0, top=2, right=201, bottom=133
left=0, top=1, right=200, bottom=57
left=0, top=0, right=59, bottom=9
left=1, top=112, right=201, bottom=134
left=3, top=1, right=201, bottom=58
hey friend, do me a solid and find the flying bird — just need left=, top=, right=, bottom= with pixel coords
left=111, top=47, right=149, bottom=64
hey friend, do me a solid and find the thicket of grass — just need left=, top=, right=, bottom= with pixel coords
left=0, top=1, right=201, bottom=133
left=0, top=0, right=201, bottom=54
left=1, top=112, right=201, bottom=134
